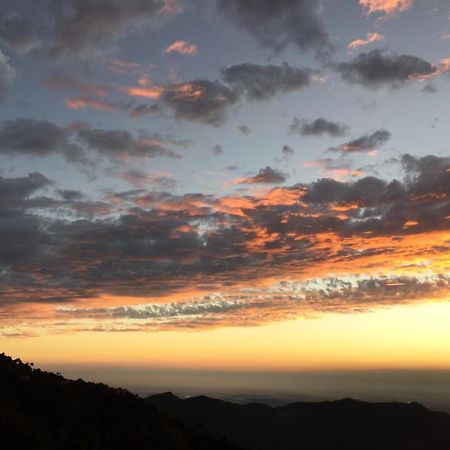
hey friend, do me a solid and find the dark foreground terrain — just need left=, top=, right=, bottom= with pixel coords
left=1, top=353, right=450, bottom=450
left=0, top=353, right=235, bottom=450
left=147, top=392, right=450, bottom=450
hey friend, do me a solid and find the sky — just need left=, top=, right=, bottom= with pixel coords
left=0, top=0, right=449, bottom=404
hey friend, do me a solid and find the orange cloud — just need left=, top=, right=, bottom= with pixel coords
left=124, top=85, right=165, bottom=99
left=165, top=40, right=198, bottom=56
left=65, top=97, right=121, bottom=112
left=348, top=32, right=385, bottom=51
left=359, top=0, right=414, bottom=16
left=409, top=58, right=450, bottom=81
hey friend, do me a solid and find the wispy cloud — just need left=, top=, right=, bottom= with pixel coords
left=348, top=32, right=385, bottom=51
left=165, top=40, right=198, bottom=55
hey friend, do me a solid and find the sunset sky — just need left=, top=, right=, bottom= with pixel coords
left=0, top=0, right=449, bottom=402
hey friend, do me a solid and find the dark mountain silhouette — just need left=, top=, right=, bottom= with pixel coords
left=0, top=353, right=237, bottom=450
left=147, top=392, right=450, bottom=450
left=3, top=352, right=450, bottom=450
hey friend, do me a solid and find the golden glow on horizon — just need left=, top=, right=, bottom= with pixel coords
left=3, top=299, right=450, bottom=372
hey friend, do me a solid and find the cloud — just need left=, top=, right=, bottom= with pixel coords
left=49, top=0, right=175, bottom=58
left=282, top=145, right=295, bottom=157
left=304, top=158, right=364, bottom=180
left=359, top=0, right=413, bottom=17
left=336, top=50, right=444, bottom=89
left=0, top=153, right=448, bottom=333
left=290, top=117, right=349, bottom=137
left=217, top=0, right=332, bottom=57
left=65, top=97, right=125, bottom=112
left=0, top=118, right=181, bottom=164
left=0, top=118, right=75, bottom=157
left=0, top=49, right=15, bottom=101
left=0, top=0, right=178, bottom=58
left=222, top=63, right=312, bottom=101
left=120, top=170, right=177, bottom=189
left=77, top=127, right=181, bottom=160
left=56, top=274, right=450, bottom=330
left=348, top=32, right=384, bottom=51
left=48, top=73, right=111, bottom=97
left=0, top=12, right=40, bottom=51
left=212, top=145, right=224, bottom=156
left=121, top=63, right=315, bottom=125
left=237, top=125, right=252, bottom=135
left=130, top=104, right=162, bottom=119
left=236, top=167, right=288, bottom=184
left=165, top=40, right=198, bottom=55
left=331, top=129, right=391, bottom=153
left=0, top=172, right=51, bottom=210
left=160, top=80, right=239, bottom=126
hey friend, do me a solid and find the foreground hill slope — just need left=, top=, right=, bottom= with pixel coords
left=147, top=392, right=450, bottom=450
left=0, top=354, right=236, bottom=450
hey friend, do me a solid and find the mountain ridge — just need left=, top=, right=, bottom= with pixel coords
left=147, top=391, right=450, bottom=450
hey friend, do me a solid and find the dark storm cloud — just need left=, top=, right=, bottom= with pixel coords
left=222, top=63, right=312, bottom=101
left=0, top=153, right=448, bottom=308
left=160, top=80, right=239, bottom=126
left=0, top=50, right=15, bottom=101
left=290, top=117, right=349, bottom=137
left=336, top=50, right=439, bottom=89
left=216, top=0, right=332, bottom=57
left=237, top=167, right=288, bottom=184
left=331, top=129, right=391, bottom=153
left=0, top=118, right=181, bottom=163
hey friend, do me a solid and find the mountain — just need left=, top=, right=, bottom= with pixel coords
left=147, top=392, right=450, bottom=450
left=3, top=351, right=450, bottom=450
left=0, top=353, right=237, bottom=450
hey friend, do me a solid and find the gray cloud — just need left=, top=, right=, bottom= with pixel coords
left=0, top=49, right=15, bottom=101
left=212, top=144, right=224, bottom=156
left=51, top=0, right=167, bottom=57
left=237, top=124, right=252, bottom=135
left=0, top=12, right=40, bottom=51
left=217, top=0, right=332, bottom=57
left=0, top=0, right=174, bottom=57
left=336, top=50, right=439, bottom=89
left=290, top=117, right=349, bottom=137
left=0, top=118, right=181, bottom=164
left=222, top=63, right=312, bottom=101
left=282, top=145, right=295, bottom=157
left=161, top=79, right=239, bottom=126
left=331, top=129, right=391, bottom=153
left=0, top=118, right=72, bottom=156
left=160, top=63, right=314, bottom=126
left=238, top=166, right=288, bottom=184
left=77, top=127, right=181, bottom=160
left=0, top=172, right=51, bottom=210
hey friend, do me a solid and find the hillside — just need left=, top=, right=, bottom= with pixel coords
left=147, top=392, right=450, bottom=450
left=0, top=354, right=236, bottom=450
